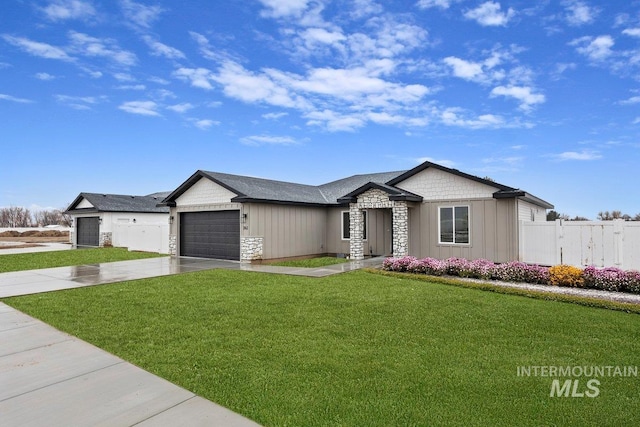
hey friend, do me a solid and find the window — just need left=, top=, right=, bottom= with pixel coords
left=342, top=210, right=367, bottom=240
left=439, top=206, right=469, bottom=244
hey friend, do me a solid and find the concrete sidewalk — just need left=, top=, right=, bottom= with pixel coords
left=0, top=256, right=384, bottom=426
left=0, top=302, right=260, bottom=427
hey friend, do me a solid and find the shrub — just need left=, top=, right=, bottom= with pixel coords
left=382, top=256, right=417, bottom=272
left=548, top=265, right=584, bottom=287
left=583, top=266, right=636, bottom=293
left=626, top=271, right=640, bottom=294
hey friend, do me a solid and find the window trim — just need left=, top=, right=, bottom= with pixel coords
left=341, top=210, right=367, bottom=241
left=438, top=205, right=470, bottom=245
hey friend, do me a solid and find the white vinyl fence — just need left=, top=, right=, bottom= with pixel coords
left=519, top=220, right=640, bottom=270
left=112, top=223, right=170, bottom=254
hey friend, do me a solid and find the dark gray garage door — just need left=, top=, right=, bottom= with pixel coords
left=76, top=217, right=99, bottom=247
left=180, top=210, right=240, bottom=260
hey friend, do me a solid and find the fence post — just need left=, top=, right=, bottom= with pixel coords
left=613, top=219, right=624, bottom=269
left=555, top=219, right=563, bottom=265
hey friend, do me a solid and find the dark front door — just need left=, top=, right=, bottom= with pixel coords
left=76, top=217, right=99, bottom=247
left=180, top=211, right=240, bottom=260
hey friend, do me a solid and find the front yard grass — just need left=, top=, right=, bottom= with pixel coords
left=0, top=247, right=165, bottom=273
left=4, top=270, right=640, bottom=426
left=268, top=256, right=349, bottom=268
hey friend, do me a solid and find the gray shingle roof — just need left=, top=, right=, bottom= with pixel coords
left=66, top=192, right=170, bottom=213
left=160, top=160, right=553, bottom=209
left=196, top=170, right=407, bottom=205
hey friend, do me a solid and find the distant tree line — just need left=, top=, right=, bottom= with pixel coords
left=547, top=210, right=640, bottom=222
left=0, top=206, right=71, bottom=227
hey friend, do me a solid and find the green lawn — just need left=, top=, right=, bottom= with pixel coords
left=268, top=256, right=349, bottom=268
left=4, top=270, right=640, bottom=426
left=0, top=247, right=165, bottom=273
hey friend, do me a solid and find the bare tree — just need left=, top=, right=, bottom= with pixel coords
left=32, top=209, right=64, bottom=226
left=0, top=206, right=32, bottom=227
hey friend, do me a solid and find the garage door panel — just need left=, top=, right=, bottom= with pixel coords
left=180, top=211, right=240, bottom=260
left=77, top=217, right=99, bottom=247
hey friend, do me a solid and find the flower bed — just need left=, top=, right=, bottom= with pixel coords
left=382, top=256, right=640, bottom=295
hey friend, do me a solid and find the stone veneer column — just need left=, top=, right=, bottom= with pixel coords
left=99, top=231, right=112, bottom=247
left=392, top=202, right=409, bottom=256
left=241, top=237, right=264, bottom=262
left=169, top=234, right=177, bottom=256
left=349, top=204, right=364, bottom=260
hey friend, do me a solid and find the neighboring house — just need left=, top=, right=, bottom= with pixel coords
left=65, top=192, right=171, bottom=253
left=159, top=160, right=552, bottom=262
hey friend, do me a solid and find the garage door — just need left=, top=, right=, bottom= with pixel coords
left=77, top=217, right=99, bottom=247
left=180, top=211, right=240, bottom=260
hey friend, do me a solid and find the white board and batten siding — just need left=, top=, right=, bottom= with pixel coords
left=520, top=220, right=640, bottom=270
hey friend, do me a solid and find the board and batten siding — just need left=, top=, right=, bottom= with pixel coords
left=244, top=203, right=327, bottom=259
left=409, top=198, right=518, bottom=262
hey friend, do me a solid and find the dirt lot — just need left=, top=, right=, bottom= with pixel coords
left=0, top=230, right=70, bottom=249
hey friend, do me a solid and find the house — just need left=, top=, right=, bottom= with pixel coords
left=159, top=160, right=552, bottom=262
left=65, top=192, right=171, bottom=253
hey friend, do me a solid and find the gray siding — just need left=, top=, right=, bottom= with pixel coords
left=244, top=203, right=327, bottom=259
left=410, top=198, right=517, bottom=262
left=326, top=207, right=393, bottom=256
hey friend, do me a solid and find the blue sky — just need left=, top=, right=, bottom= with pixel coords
left=1, top=0, right=639, bottom=219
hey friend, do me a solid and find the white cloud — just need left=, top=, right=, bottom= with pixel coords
left=68, top=31, right=137, bottom=66
left=116, top=84, right=146, bottom=90
left=35, top=72, right=56, bottom=80
left=120, top=0, right=164, bottom=29
left=570, top=35, right=614, bottom=62
left=619, top=96, right=640, bottom=105
left=464, top=1, right=515, bottom=27
left=443, top=57, right=484, bottom=81
left=563, top=1, right=597, bottom=26
left=40, top=0, right=95, bottom=21
left=0, top=93, right=33, bottom=104
left=440, top=108, right=506, bottom=129
left=349, top=0, right=382, bottom=19
left=191, top=119, right=219, bottom=130
left=142, top=36, right=185, bottom=59
left=173, top=67, right=215, bottom=90
left=118, top=100, right=160, bottom=116
left=55, top=94, right=104, bottom=110
left=258, top=0, right=310, bottom=18
left=263, top=112, right=288, bottom=119
left=212, top=61, right=306, bottom=109
left=167, top=103, right=194, bottom=113
left=490, top=85, right=545, bottom=111
left=552, top=150, right=602, bottom=161
left=2, top=35, right=73, bottom=61
left=305, top=109, right=365, bottom=132
left=622, top=28, right=640, bottom=37
left=240, top=135, right=300, bottom=146
left=113, top=72, right=134, bottom=81
left=189, top=31, right=222, bottom=61
left=301, top=28, right=346, bottom=46
left=416, top=0, right=460, bottom=10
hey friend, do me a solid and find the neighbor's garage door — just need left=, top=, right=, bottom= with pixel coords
left=180, top=211, right=240, bottom=260
left=76, top=217, right=99, bottom=247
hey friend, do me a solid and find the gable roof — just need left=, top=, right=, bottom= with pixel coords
left=387, top=160, right=554, bottom=209
left=160, top=170, right=408, bottom=207
left=336, top=182, right=423, bottom=203
left=66, top=192, right=171, bottom=214
left=159, top=160, right=553, bottom=209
